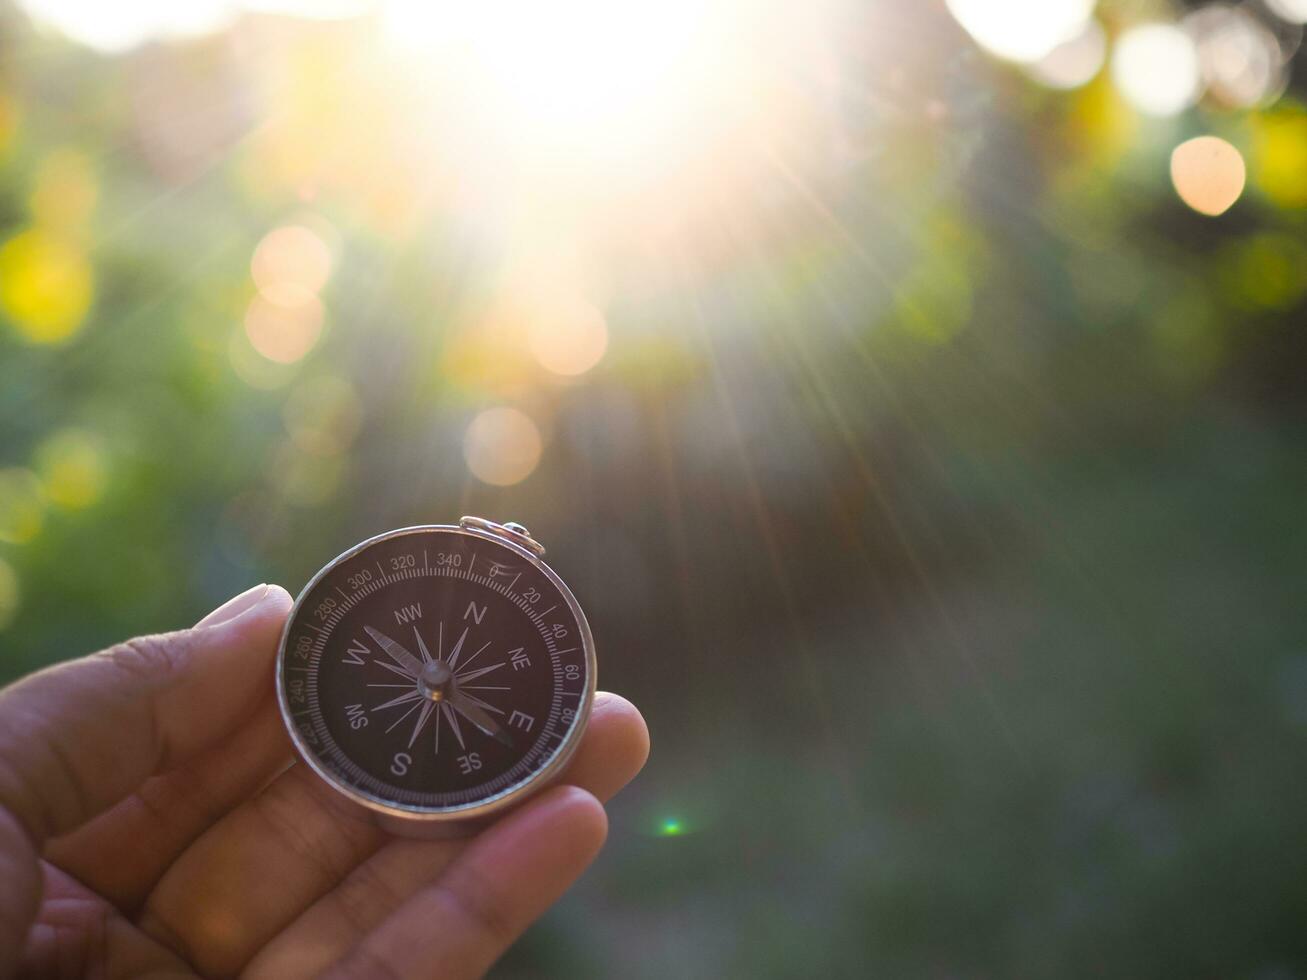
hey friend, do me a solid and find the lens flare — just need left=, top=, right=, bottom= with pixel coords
left=658, top=817, right=686, bottom=837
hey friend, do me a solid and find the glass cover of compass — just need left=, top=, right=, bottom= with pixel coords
left=275, top=519, right=596, bottom=829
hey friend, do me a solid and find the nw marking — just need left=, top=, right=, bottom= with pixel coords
left=394, top=602, right=422, bottom=625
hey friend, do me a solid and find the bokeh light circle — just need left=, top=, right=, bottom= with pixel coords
left=251, top=223, right=332, bottom=297
left=1187, top=5, right=1285, bottom=109
left=527, top=299, right=609, bottom=376
left=1171, top=136, right=1246, bottom=216
left=1112, top=24, right=1202, bottom=117
left=244, top=286, right=324, bottom=364
left=1027, top=18, right=1107, bottom=89
left=1265, top=0, right=1307, bottom=25
left=0, top=229, right=93, bottom=344
left=945, top=0, right=1094, bottom=63
left=463, top=407, right=544, bottom=486
left=35, top=428, right=108, bottom=509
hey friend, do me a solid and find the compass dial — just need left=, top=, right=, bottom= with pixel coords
left=276, top=523, right=595, bottom=824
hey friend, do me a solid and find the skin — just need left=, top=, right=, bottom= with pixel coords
left=0, top=584, right=650, bottom=979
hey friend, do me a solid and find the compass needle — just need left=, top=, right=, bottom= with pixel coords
left=455, top=661, right=504, bottom=683
left=458, top=691, right=505, bottom=715
left=364, top=625, right=423, bottom=678
left=452, top=694, right=514, bottom=748
left=408, top=701, right=434, bottom=749
left=276, top=519, right=595, bottom=833
left=372, top=690, right=422, bottom=711
left=413, top=627, right=433, bottom=664
left=446, top=627, right=470, bottom=670
left=376, top=660, right=417, bottom=681
left=384, top=700, right=423, bottom=735
left=455, top=641, right=493, bottom=674
left=441, top=701, right=466, bottom=752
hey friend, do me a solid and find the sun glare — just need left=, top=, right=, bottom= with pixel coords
left=383, top=0, right=719, bottom=160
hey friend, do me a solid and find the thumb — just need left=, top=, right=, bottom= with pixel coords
left=0, top=583, right=292, bottom=846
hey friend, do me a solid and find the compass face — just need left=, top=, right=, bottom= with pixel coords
left=276, top=525, right=594, bottom=818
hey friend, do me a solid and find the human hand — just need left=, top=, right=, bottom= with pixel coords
left=0, top=584, right=649, bottom=979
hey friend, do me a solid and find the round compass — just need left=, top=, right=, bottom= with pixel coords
left=275, top=517, right=596, bottom=835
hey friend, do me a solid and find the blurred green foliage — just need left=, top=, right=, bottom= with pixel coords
left=2, top=0, right=1307, bottom=976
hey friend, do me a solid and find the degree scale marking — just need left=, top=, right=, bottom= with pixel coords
left=290, top=542, right=586, bottom=809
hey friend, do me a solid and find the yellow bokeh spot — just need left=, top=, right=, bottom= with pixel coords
left=0, top=468, right=45, bottom=544
left=1252, top=104, right=1307, bottom=209
left=1065, top=74, right=1137, bottom=166
left=0, top=229, right=93, bottom=344
left=1217, top=234, right=1307, bottom=311
left=0, top=93, right=18, bottom=157
left=35, top=429, right=108, bottom=510
left=895, top=261, right=972, bottom=344
left=0, top=557, right=19, bottom=631
left=31, top=148, right=98, bottom=230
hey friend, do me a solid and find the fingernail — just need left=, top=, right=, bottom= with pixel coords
left=196, top=584, right=272, bottom=628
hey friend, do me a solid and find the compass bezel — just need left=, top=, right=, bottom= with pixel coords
left=274, top=520, right=598, bottom=833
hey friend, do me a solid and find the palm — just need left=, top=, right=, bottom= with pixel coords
left=2, top=588, right=648, bottom=979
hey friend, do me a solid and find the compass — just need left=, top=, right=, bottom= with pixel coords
left=275, top=517, right=596, bottom=836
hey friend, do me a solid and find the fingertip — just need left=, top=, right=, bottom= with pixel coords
left=552, top=784, right=608, bottom=848
left=593, top=691, right=651, bottom=771
left=199, top=584, right=292, bottom=644
left=506, top=785, right=608, bottom=866
left=567, top=693, right=649, bottom=803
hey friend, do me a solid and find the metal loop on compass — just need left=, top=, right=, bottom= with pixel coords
left=459, top=516, right=546, bottom=558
